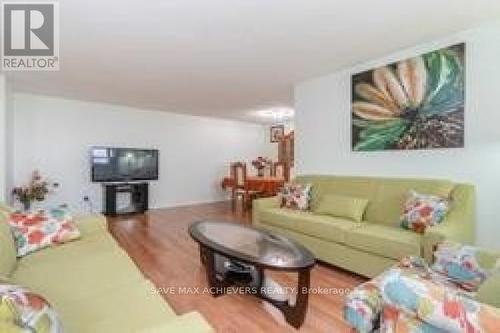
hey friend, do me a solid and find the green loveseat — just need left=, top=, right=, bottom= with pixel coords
left=253, top=175, right=475, bottom=278
left=0, top=208, right=213, bottom=333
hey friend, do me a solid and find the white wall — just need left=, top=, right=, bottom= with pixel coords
left=0, top=74, right=6, bottom=201
left=12, top=93, right=272, bottom=213
left=5, top=78, right=14, bottom=202
left=295, top=21, right=500, bottom=250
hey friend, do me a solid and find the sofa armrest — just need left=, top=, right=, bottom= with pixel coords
left=422, top=184, right=475, bottom=262
left=252, top=196, right=280, bottom=226
left=139, top=312, right=213, bottom=333
left=477, top=272, right=500, bottom=308
left=74, top=214, right=109, bottom=236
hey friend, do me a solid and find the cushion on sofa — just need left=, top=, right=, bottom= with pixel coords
left=8, top=210, right=81, bottom=257
left=258, top=208, right=362, bottom=244
left=400, top=191, right=449, bottom=234
left=12, top=237, right=146, bottom=303
left=313, top=194, right=369, bottom=222
left=295, top=176, right=378, bottom=212
left=345, top=224, right=422, bottom=260
left=0, top=212, right=17, bottom=278
left=0, top=282, right=63, bottom=332
left=364, top=179, right=454, bottom=227
left=280, top=183, right=312, bottom=210
left=432, top=242, right=498, bottom=291
left=54, top=278, right=177, bottom=333
left=7, top=214, right=212, bottom=333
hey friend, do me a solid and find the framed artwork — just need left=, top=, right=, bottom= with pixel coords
left=270, top=125, right=285, bottom=143
left=351, top=43, right=465, bottom=151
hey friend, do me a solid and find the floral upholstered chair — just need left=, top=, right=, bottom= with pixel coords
left=344, top=243, right=500, bottom=332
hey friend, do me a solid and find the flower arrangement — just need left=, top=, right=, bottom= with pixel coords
left=12, top=170, right=58, bottom=211
left=251, top=157, right=272, bottom=177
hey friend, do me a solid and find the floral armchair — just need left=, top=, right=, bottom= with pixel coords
left=344, top=243, right=500, bottom=332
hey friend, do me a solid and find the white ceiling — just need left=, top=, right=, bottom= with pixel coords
left=8, top=0, right=500, bottom=123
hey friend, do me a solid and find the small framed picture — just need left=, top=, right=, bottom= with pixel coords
left=270, top=125, right=285, bottom=143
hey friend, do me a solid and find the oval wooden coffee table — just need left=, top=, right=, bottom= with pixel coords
left=189, top=220, right=315, bottom=328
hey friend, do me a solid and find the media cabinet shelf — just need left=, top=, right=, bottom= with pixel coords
left=102, top=182, right=149, bottom=216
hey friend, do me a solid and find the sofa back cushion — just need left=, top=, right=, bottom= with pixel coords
left=0, top=203, right=17, bottom=277
left=295, top=175, right=456, bottom=227
left=295, top=175, right=377, bottom=211
left=313, top=194, right=369, bottom=222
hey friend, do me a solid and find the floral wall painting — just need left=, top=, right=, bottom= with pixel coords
left=351, top=43, right=465, bottom=151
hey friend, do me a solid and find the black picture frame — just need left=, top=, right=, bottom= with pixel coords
left=270, top=125, right=285, bottom=143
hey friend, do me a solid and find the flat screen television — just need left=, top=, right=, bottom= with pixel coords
left=90, top=147, right=159, bottom=182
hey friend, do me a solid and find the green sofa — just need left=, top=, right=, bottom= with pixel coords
left=253, top=175, right=475, bottom=278
left=0, top=209, right=213, bottom=333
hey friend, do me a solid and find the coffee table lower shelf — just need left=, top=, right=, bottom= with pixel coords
left=199, top=245, right=312, bottom=329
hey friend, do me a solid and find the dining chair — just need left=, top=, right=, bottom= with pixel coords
left=230, top=162, right=263, bottom=211
left=263, top=163, right=273, bottom=177
left=272, top=161, right=290, bottom=182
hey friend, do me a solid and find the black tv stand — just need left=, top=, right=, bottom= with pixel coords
left=102, top=182, right=149, bottom=216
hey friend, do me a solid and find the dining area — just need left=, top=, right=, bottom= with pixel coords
left=221, top=157, right=291, bottom=211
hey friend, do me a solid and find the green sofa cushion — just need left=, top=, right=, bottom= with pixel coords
left=296, top=176, right=378, bottom=212
left=258, top=208, right=362, bottom=244
left=345, top=224, right=422, bottom=260
left=0, top=203, right=17, bottom=278
left=313, top=194, right=368, bottom=222
left=7, top=214, right=212, bottom=333
left=12, top=241, right=146, bottom=302
left=477, top=275, right=500, bottom=308
left=296, top=176, right=456, bottom=228
left=55, top=279, right=177, bottom=333
left=364, top=179, right=454, bottom=227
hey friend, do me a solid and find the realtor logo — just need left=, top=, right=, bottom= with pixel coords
left=1, top=2, right=59, bottom=70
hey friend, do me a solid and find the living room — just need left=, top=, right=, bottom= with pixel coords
left=1, top=1, right=500, bottom=332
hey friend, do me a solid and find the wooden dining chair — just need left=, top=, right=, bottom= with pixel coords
left=230, top=162, right=263, bottom=211
left=263, top=163, right=273, bottom=177
left=272, top=161, right=290, bottom=182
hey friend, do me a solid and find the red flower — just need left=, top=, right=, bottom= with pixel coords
left=22, top=215, right=47, bottom=226
left=443, top=297, right=463, bottom=319
left=419, top=206, right=433, bottom=217
left=28, top=230, right=45, bottom=244
left=383, top=305, right=400, bottom=321
left=25, top=292, right=46, bottom=310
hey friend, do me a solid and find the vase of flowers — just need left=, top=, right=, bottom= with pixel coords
left=251, top=157, right=271, bottom=177
left=12, top=170, right=58, bottom=211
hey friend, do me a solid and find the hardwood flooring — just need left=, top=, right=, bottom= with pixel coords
left=108, top=202, right=366, bottom=333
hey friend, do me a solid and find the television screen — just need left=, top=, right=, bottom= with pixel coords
left=90, top=147, right=159, bottom=182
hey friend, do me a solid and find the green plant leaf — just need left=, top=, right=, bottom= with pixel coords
left=422, top=50, right=464, bottom=114
left=354, top=119, right=408, bottom=151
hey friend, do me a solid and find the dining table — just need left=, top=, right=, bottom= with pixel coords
left=221, top=176, right=285, bottom=196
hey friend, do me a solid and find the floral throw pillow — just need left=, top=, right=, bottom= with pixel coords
left=432, top=242, right=494, bottom=292
left=280, top=183, right=312, bottom=211
left=400, top=190, right=449, bottom=233
left=8, top=208, right=81, bottom=257
left=0, top=282, right=63, bottom=332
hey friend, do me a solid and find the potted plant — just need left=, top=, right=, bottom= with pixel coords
left=12, top=170, right=58, bottom=211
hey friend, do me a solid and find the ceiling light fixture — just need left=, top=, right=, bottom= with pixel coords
left=256, top=107, right=294, bottom=122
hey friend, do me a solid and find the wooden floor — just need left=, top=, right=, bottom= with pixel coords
left=108, top=202, right=365, bottom=333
